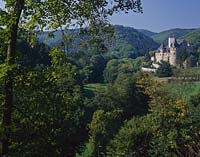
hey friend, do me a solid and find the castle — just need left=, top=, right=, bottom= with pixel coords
left=151, top=35, right=189, bottom=66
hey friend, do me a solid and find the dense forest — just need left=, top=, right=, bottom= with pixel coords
left=151, top=28, right=195, bottom=44
left=0, top=0, right=200, bottom=157
left=38, top=25, right=159, bottom=59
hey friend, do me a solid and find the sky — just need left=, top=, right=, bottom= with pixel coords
left=110, top=0, right=200, bottom=32
left=0, top=1, right=4, bottom=8
left=0, top=0, right=200, bottom=32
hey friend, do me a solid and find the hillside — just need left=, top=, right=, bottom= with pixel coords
left=38, top=29, right=79, bottom=48
left=137, top=29, right=157, bottom=37
left=151, top=28, right=194, bottom=43
left=38, top=25, right=159, bottom=58
left=108, top=25, right=159, bottom=58
left=183, top=28, right=200, bottom=45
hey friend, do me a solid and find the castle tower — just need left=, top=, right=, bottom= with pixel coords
left=169, top=47, right=177, bottom=66
left=168, top=35, right=177, bottom=66
left=168, top=34, right=175, bottom=48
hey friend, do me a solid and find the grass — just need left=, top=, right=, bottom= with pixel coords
left=83, top=83, right=108, bottom=98
left=153, top=77, right=171, bottom=83
left=154, top=67, right=200, bottom=101
left=83, top=69, right=200, bottom=102
left=162, top=81, right=200, bottom=101
left=173, top=67, right=200, bottom=77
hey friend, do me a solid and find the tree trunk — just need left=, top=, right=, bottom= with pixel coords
left=2, top=0, right=24, bottom=156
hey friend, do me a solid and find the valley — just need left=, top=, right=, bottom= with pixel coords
left=0, top=0, right=200, bottom=156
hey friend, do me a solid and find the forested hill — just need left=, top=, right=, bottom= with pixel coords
left=38, top=29, right=79, bottom=48
left=183, top=28, right=200, bottom=43
left=109, top=25, right=159, bottom=58
left=151, top=28, right=195, bottom=43
left=183, top=28, right=200, bottom=52
left=38, top=26, right=200, bottom=59
left=38, top=25, right=159, bottom=58
left=137, top=29, right=157, bottom=37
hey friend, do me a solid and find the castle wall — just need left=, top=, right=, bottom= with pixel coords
left=141, top=67, right=156, bottom=73
left=169, top=48, right=177, bottom=66
left=153, top=36, right=190, bottom=67
left=155, top=52, right=170, bottom=63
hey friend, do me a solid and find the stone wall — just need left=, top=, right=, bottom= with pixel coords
left=155, top=52, right=170, bottom=63
left=169, top=48, right=176, bottom=66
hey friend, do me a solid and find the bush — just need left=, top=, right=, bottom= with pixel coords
left=156, top=61, right=173, bottom=77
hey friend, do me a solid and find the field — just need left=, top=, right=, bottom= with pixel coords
left=161, top=81, right=200, bottom=101
left=84, top=68, right=200, bottom=101
left=84, top=80, right=200, bottom=101
left=173, top=67, right=200, bottom=77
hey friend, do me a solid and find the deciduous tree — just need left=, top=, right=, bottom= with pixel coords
left=0, top=0, right=143, bottom=155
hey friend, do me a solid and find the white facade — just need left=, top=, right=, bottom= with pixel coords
left=154, top=36, right=178, bottom=66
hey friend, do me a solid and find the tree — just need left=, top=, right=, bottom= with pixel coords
left=107, top=116, right=152, bottom=157
left=88, top=110, right=123, bottom=156
left=177, top=46, right=188, bottom=68
left=103, top=58, right=140, bottom=83
left=91, top=73, right=149, bottom=119
left=190, top=94, right=200, bottom=107
left=156, top=61, right=173, bottom=77
left=88, top=55, right=106, bottom=83
left=11, top=48, right=85, bottom=156
left=106, top=75, right=200, bottom=157
left=0, top=0, right=143, bottom=155
left=17, top=40, right=51, bottom=67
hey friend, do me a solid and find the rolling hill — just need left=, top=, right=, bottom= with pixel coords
left=151, top=28, right=195, bottom=43
left=38, top=25, right=159, bottom=58
left=137, top=29, right=157, bottom=37
left=108, top=25, right=159, bottom=58
left=183, top=28, right=200, bottom=52
left=183, top=28, right=200, bottom=43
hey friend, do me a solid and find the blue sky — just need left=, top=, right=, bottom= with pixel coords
left=1, top=0, right=200, bottom=32
left=0, top=1, right=4, bottom=8
left=110, top=0, right=200, bottom=32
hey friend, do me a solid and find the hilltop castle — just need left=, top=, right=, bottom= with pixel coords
left=151, top=35, right=189, bottom=66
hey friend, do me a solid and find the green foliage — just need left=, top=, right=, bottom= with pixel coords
left=173, top=67, right=200, bottom=77
left=0, top=29, right=7, bottom=60
left=39, top=25, right=159, bottom=59
left=17, top=40, right=51, bottom=67
left=183, top=28, right=200, bottom=62
left=0, top=0, right=145, bottom=156
left=176, top=46, right=189, bottom=67
left=190, top=93, right=200, bottom=107
left=76, top=143, right=95, bottom=157
left=84, top=83, right=107, bottom=98
left=156, top=61, right=173, bottom=77
left=78, top=73, right=150, bottom=156
left=8, top=48, right=86, bottom=156
left=106, top=77, right=200, bottom=157
left=149, top=94, right=200, bottom=157
left=88, top=55, right=106, bottom=83
left=107, top=116, right=152, bottom=157
left=103, top=57, right=144, bottom=83
left=151, top=28, right=194, bottom=44
left=68, top=52, right=106, bottom=84
left=137, top=29, right=157, bottom=37
left=183, top=28, right=200, bottom=46
left=91, top=73, right=149, bottom=116
left=107, top=25, right=159, bottom=58
left=88, top=110, right=123, bottom=156
left=2, top=1, right=200, bottom=156
left=162, top=82, right=200, bottom=101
